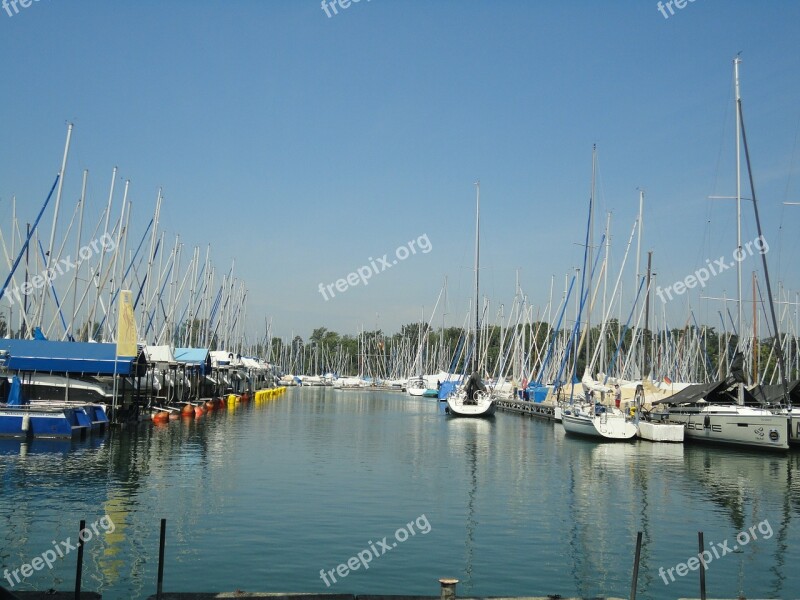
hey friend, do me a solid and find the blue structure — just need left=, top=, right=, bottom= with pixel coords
left=174, top=348, right=212, bottom=375
left=0, top=339, right=144, bottom=376
left=0, top=340, right=137, bottom=437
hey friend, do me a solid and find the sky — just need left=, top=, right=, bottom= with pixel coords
left=1, top=0, right=799, bottom=343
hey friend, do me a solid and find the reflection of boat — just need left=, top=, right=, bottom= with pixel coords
left=446, top=417, right=492, bottom=590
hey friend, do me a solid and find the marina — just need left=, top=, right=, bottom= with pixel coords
left=2, top=3, right=800, bottom=600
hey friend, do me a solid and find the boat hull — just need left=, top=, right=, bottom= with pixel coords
left=637, top=420, right=684, bottom=443
left=667, top=406, right=789, bottom=450
left=561, top=410, right=637, bottom=440
left=0, top=406, right=89, bottom=439
left=446, top=395, right=496, bottom=418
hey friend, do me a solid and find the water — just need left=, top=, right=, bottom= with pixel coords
left=1, top=388, right=798, bottom=599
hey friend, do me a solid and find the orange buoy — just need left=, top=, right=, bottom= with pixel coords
left=194, top=405, right=205, bottom=416
left=152, top=411, right=169, bottom=423
left=205, top=400, right=215, bottom=411
left=181, top=404, right=195, bottom=417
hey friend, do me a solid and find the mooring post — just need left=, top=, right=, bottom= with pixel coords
left=630, top=531, right=642, bottom=600
left=74, top=519, right=85, bottom=600
left=156, top=518, right=167, bottom=600
left=439, top=577, right=459, bottom=600
left=698, top=531, right=706, bottom=600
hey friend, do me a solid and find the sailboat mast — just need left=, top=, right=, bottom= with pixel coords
left=734, top=55, right=744, bottom=357
left=473, top=180, right=480, bottom=374
left=587, top=145, right=596, bottom=371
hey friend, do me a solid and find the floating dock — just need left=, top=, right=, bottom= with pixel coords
left=493, top=398, right=555, bottom=421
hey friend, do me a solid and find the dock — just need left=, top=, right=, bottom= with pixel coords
left=142, top=591, right=621, bottom=600
left=493, top=398, right=555, bottom=421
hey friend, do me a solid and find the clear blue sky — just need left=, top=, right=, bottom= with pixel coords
left=1, top=1, right=799, bottom=342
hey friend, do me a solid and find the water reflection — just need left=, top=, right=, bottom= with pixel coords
left=0, top=389, right=798, bottom=600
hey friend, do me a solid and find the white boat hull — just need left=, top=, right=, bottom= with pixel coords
left=667, top=406, right=789, bottom=450
left=561, top=409, right=637, bottom=440
left=446, top=393, right=496, bottom=418
left=637, top=420, right=684, bottom=443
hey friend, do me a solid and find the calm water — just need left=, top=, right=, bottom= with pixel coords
left=1, top=388, right=799, bottom=599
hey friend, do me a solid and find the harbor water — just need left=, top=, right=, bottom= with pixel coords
left=1, top=388, right=798, bottom=599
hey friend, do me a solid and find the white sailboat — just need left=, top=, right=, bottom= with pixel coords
left=447, top=182, right=496, bottom=418
left=656, top=57, right=790, bottom=451
left=561, top=404, right=638, bottom=440
left=559, top=148, right=636, bottom=441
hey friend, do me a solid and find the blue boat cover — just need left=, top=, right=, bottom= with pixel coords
left=7, top=375, right=24, bottom=405
left=174, top=348, right=212, bottom=375
left=0, top=339, right=139, bottom=376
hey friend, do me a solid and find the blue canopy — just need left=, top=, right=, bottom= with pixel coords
left=0, top=339, right=141, bottom=376
left=174, top=347, right=212, bottom=375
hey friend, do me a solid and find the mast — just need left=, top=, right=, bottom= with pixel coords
left=38, top=123, right=73, bottom=328
left=738, top=90, right=791, bottom=410
left=587, top=145, right=596, bottom=372
left=635, top=189, right=644, bottom=376
left=69, top=170, right=88, bottom=341
left=644, top=251, right=653, bottom=377
left=734, top=55, right=744, bottom=358
left=89, top=167, right=117, bottom=338
left=473, top=180, right=480, bottom=374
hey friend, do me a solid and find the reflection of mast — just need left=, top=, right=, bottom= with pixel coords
left=463, top=432, right=477, bottom=589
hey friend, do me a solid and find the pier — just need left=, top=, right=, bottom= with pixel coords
left=493, top=398, right=555, bottom=421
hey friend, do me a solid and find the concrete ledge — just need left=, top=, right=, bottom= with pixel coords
left=145, top=595, right=626, bottom=600
left=146, top=595, right=355, bottom=600
left=11, top=594, right=101, bottom=600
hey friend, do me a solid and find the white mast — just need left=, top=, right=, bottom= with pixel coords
left=38, top=122, right=73, bottom=328
left=734, top=55, right=744, bottom=355
left=68, top=170, right=88, bottom=340
left=88, top=166, right=117, bottom=337
left=473, top=180, right=480, bottom=374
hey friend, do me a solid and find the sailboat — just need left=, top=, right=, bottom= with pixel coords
left=656, top=57, right=790, bottom=451
left=446, top=182, right=496, bottom=418
left=558, top=147, right=636, bottom=440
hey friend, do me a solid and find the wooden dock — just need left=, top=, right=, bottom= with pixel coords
left=493, top=398, right=556, bottom=421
